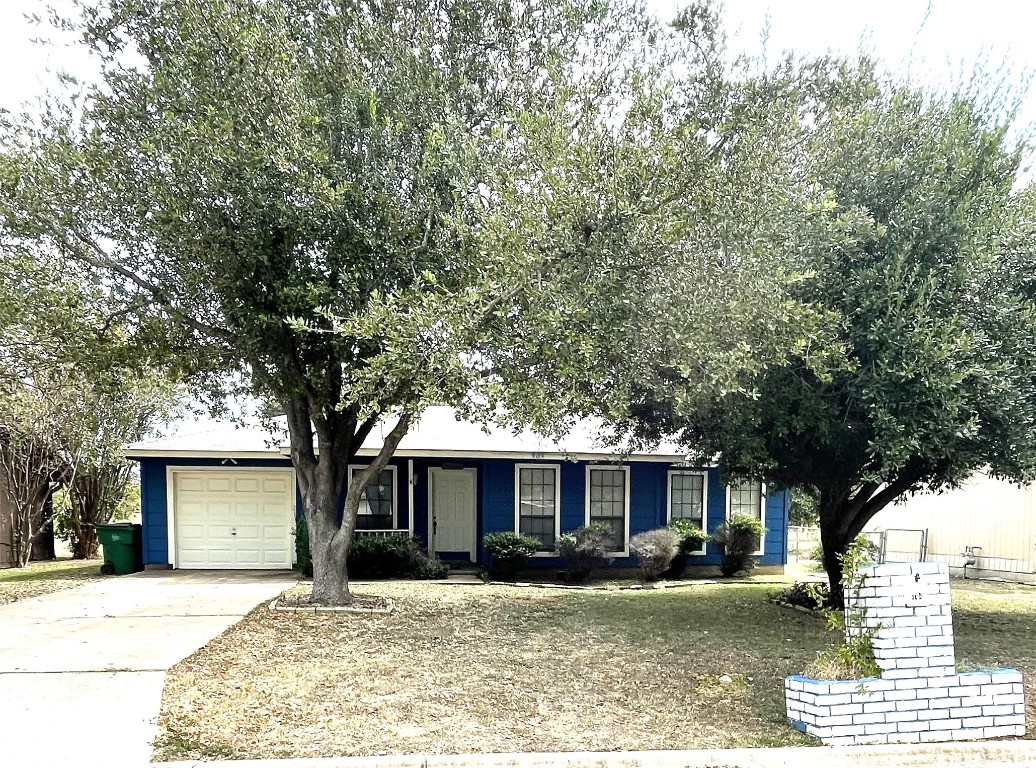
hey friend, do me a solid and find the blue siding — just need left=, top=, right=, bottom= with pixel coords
left=137, top=456, right=293, bottom=566
left=137, top=453, right=790, bottom=570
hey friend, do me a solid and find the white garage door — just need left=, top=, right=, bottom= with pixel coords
left=172, top=469, right=294, bottom=569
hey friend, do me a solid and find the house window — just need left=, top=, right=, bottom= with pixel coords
left=515, top=464, right=560, bottom=552
left=668, top=471, right=708, bottom=553
left=586, top=466, right=630, bottom=554
left=727, top=479, right=765, bottom=555
left=350, top=465, right=397, bottom=530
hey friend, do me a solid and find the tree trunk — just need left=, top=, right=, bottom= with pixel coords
left=29, top=494, right=55, bottom=562
left=283, top=398, right=414, bottom=606
left=305, top=478, right=352, bottom=605
left=818, top=477, right=910, bottom=609
left=71, top=484, right=102, bottom=559
left=72, top=523, right=100, bottom=560
left=818, top=481, right=854, bottom=609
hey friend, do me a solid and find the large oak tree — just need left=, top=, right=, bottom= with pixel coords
left=1, top=0, right=818, bottom=603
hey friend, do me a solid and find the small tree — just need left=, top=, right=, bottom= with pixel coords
left=0, top=378, right=81, bottom=566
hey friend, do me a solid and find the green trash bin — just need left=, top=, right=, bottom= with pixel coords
left=94, top=523, right=143, bottom=575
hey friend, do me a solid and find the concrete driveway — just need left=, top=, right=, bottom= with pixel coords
left=0, top=570, right=297, bottom=767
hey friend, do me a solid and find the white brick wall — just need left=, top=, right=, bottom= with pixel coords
left=786, top=562, right=1026, bottom=745
left=786, top=669, right=1025, bottom=744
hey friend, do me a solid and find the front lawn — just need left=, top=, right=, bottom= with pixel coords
left=0, top=558, right=105, bottom=605
left=152, top=578, right=1036, bottom=761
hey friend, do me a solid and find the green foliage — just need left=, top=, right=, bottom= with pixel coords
left=807, top=532, right=878, bottom=564
left=483, top=532, right=539, bottom=581
left=663, top=519, right=708, bottom=578
left=294, top=516, right=313, bottom=578
left=771, top=581, right=831, bottom=611
left=0, top=0, right=818, bottom=598
left=556, top=524, right=614, bottom=584
left=347, top=533, right=448, bottom=580
left=789, top=487, right=819, bottom=527
left=806, top=539, right=881, bottom=679
left=630, top=528, right=681, bottom=581
left=668, top=519, right=708, bottom=554
left=712, top=514, right=766, bottom=576
left=607, top=58, right=1036, bottom=596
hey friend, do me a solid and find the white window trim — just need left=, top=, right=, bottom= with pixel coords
left=348, top=463, right=400, bottom=531
left=584, top=464, right=631, bottom=557
left=666, top=469, right=708, bottom=555
left=514, top=463, right=562, bottom=557
left=725, top=480, right=766, bottom=557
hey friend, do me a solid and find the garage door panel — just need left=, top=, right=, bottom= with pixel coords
left=173, top=470, right=293, bottom=569
left=263, top=477, right=290, bottom=493
left=234, top=477, right=260, bottom=493
left=206, top=477, right=232, bottom=492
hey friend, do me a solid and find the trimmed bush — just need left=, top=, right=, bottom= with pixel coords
left=348, top=533, right=415, bottom=578
left=348, top=533, right=449, bottom=580
left=293, top=527, right=447, bottom=580
left=670, top=519, right=708, bottom=553
left=556, top=523, right=613, bottom=583
left=483, top=532, right=539, bottom=581
left=409, top=553, right=450, bottom=580
left=712, top=514, right=767, bottom=576
left=664, top=519, right=708, bottom=578
left=630, top=528, right=681, bottom=581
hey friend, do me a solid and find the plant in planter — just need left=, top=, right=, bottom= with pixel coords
left=712, top=514, right=766, bottom=576
left=630, top=527, right=681, bottom=581
left=555, top=523, right=613, bottom=583
left=664, top=519, right=708, bottom=578
left=483, top=532, right=540, bottom=581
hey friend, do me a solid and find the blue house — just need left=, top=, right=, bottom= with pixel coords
left=126, top=407, right=789, bottom=573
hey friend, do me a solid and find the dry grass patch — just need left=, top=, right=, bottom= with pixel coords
left=154, top=582, right=824, bottom=760
left=952, top=579, right=1036, bottom=735
left=0, top=558, right=105, bottom=605
left=153, top=577, right=1036, bottom=761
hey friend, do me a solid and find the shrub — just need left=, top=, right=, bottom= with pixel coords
left=664, top=519, right=708, bottom=578
left=712, top=514, right=766, bottom=576
left=555, top=523, right=613, bottom=583
left=630, top=528, right=681, bottom=581
left=669, top=519, right=708, bottom=554
left=294, top=516, right=313, bottom=578
left=348, top=533, right=415, bottom=578
left=771, top=580, right=830, bottom=610
left=483, top=532, right=540, bottom=581
left=409, top=553, right=450, bottom=580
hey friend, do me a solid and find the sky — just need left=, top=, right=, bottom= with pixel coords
left=1, top=1, right=1034, bottom=120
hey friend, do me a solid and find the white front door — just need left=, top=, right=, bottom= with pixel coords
left=172, top=469, right=294, bottom=569
left=429, top=467, right=476, bottom=560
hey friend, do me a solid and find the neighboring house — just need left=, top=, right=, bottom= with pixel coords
left=125, top=407, right=790, bottom=573
left=866, top=469, right=1036, bottom=582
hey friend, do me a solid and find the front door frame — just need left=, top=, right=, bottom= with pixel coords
left=427, top=466, right=477, bottom=562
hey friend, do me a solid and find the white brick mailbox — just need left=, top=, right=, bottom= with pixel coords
left=785, top=562, right=1026, bottom=745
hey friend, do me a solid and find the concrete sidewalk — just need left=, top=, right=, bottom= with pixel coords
left=0, top=570, right=296, bottom=767
left=154, top=741, right=1036, bottom=768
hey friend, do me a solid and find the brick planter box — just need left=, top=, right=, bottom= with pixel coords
left=786, top=562, right=1026, bottom=745
left=786, top=669, right=1025, bottom=745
